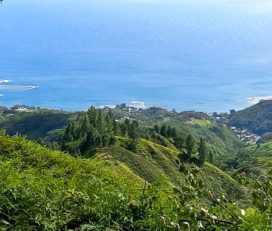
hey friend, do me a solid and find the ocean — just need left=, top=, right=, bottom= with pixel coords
left=0, top=0, right=272, bottom=112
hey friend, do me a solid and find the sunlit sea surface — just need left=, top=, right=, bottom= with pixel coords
left=1, top=0, right=272, bottom=112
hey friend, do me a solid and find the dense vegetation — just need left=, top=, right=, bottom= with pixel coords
left=0, top=102, right=271, bottom=230
left=0, top=110, right=74, bottom=140
left=0, top=133, right=271, bottom=230
left=229, top=100, right=272, bottom=136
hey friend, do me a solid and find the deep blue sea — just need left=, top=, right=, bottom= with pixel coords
left=0, top=0, right=272, bottom=112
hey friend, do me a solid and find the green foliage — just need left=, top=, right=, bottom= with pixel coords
left=0, top=110, right=73, bottom=140
left=62, top=107, right=117, bottom=155
left=0, top=131, right=270, bottom=230
left=185, top=134, right=195, bottom=158
left=198, top=138, right=207, bottom=166
left=155, top=124, right=177, bottom=139
left=0, top=104, right=271, bottom=230
left=224, top=142, right=272, bottom=180
left=230, top=100, right=272, bottom=135
left=0, top=133, right=148, bottom=230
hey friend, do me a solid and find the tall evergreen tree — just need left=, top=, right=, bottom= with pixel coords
left=198, top=138, right=207, bottom=166
left=87, top=106, right=98, bottom=126
left=128, top=120, right=139, bottom=152
left=124, top=119, right=130, bottom=137
left=105, top=111, right=114, bottom=132
left=154, top=124, right=160, bottom=133
left=208, top=150, right=214, bottom=164
left=80, top=116, right=90, bottom=138
left=185, top=134, right=195, bottom=158
left=171, top=127, right=177, bottom=138
left=97, top=110, right=104, bottom=133
left=113, top=120, right=120, bottom=136
left=160, top=124, right=168, bottom=137
left=63, top=123, right=73, bottom=143
left=174, top=136, right=184, bottom=150
left=167, top=126, right=172, bottom=138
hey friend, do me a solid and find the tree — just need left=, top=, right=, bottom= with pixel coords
left=185, top=134, right=195, bottom=158
left=160, top=125, right=168, bottom=137
left=198, top=138, right=207, bottom=166
left=80, top=116, right=90, bottom=138
left=113, top=120, right=120, bottom=136
left=174, top=136, right=184, bottom=150
left=120, top=123, right=127, bottom=136
left=63, top=123, right=73, bottom=143
left=87, top=106, right=98, bottom=126
left=124, top=119, right=130, bottom=136
left=128, top=120, right=139, bottom=152
left=167, top=126, right=172, bottom=138
left=208, top=150, right=214, bottom=164
left=171, top=127, right=177, bottom=138
left=154, top=124, right=160, bottom=133
left=105, top=111, right=114, bottom=132
left=97, top=110, right=104, bottom=133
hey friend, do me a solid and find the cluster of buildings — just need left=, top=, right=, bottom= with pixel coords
left=230, top=126, right=260, bottom=145
left=97, top=101, right=147, bottom=112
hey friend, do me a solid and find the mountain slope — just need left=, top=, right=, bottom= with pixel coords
left=0, top=110, right=75, bottom=140
left=229, top=100, right=272, bottom=136
left=225, top=141, right=272, bottom=180
left=99, top=138, right=246, bottom=200
left=0, top=133, right=270, bottom=230
left=0, top=133, right=146, bottom=230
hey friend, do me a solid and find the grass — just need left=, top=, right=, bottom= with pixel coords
left=186, top=118, right=213, bottom=128
left=0, top=133, right=148, bottom=230
left=0, top=133, right=267, bottom=230
left=100, top=137, right=245, bottom=200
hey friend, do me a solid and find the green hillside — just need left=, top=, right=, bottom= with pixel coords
left=0, top=106, right=271, bottom=230
left=101, top=138, right=245, bottom=199
left=0, top=133, right=270, bottom=230
left=229, top=100, right=272, bottom=136
left=0, top=110, right=75, bottom=140
left=225, top=141, right=272, bottom=180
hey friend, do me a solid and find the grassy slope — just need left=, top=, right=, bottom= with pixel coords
left=99, top=138, right=245, bottom=199
left=0, top=133, right=254, bottom=230
left=111, top=107, right=243, bottom=160
left=152, top=119, right=244, bottom=165
left=0, top=133, right=146, bottom=230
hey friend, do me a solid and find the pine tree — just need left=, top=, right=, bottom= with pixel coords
left=87, top=106, right=98, bottom=126
left=97, top=110, right=104, bottom=133
left=167, top=126, right=172, bottom=138
left=80, top=116, right=90, bottom=138
left=128, top=120, right=139, bottom=152
left=185, top=134, right=195, bottom=158
left=113, top=120, right=120, bottom=136
left=154, top=124, right=160, bottom=133
left=106, top=111, right=114, bottom=132
left=120, top=123, right=127, bottom=136
left=124, top=119, right=130, bottom=137
left=160, top=125, right=168, bottom=137
left=171, top=127, right=177, bottom=138
left=198, top=138, right=207, bottom=166
left=208, top=150, right=213, bottom=164
left=63, top=123, right=73, bottom=142
left=174, top=136, right=184, bottom=150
